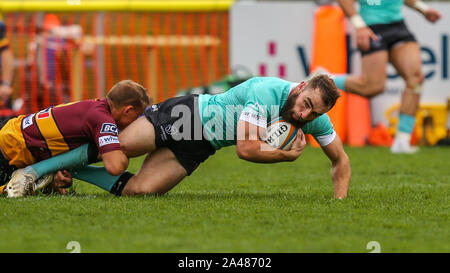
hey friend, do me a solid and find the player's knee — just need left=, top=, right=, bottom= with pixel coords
left=405, top=72, right=424, bottom=94
left=357, top=76, right=385, bottom=97
left=405, top=70, right=424, bottom=84
left=141, top=183, right=168, bottom=195
left=122, top=181, right=167, bottom=196
left=121, top=184, right=146, bottom=196
left=364, top=82, right=385, bottom=98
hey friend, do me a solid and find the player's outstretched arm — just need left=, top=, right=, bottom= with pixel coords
left=236, top=120, right=306, bottom=163
left=405, top=0, right=441, bottom=23
left=336, top=0, right=357, bottom=17
left=320, top=134, right=351, bottom=199
left=337, top=0, right=378, bottom=52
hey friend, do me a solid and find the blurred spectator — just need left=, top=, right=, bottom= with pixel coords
left=0, top=15, right=15, bottom=119
left=28, top=13, right=82, bottom=108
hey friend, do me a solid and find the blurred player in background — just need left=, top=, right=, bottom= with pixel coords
left=0, top=15, right=15, bottom=122
left=1, top=80, right=150, bottom=197
left=332, top=0, right=441, bottom=153
left=28, top=13, right=83, bottom=107
left=16, top=75, right=351, bottom=199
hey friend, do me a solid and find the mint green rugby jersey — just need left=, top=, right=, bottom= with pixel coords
left=359, top=0, right=404, bottom=25
left=198, top=77, right=336, bottom=150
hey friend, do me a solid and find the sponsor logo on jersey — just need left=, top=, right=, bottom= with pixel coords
left=100, top=123, right=118, bottom=135
left=240, top=110, right=267, bottom=128
left=98, top=135, right=120, bottom=147
left=22, top=114, right=35, bottom=129
left=36, top=108, right=51, bottom=119
left=151, top=104, right=159, bottom=112
left=164, top=124, right=178, bottom=135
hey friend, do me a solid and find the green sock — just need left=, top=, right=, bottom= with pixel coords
left=71, top=165, right=133, bottom=195
left=398, top=113, right=416, bottom=134
left=333, top=75, right=348, bottom=91
left=24, top=143, right=98, bottom=178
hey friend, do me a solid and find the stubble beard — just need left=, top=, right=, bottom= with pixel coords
left=280, top=92, right=309, bottom=128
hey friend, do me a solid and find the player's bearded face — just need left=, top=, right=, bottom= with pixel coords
left=282, top=83, right=329, bottom=128
left=281, top=87, right=309, bottom=128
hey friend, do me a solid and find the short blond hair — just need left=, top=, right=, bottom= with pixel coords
left=106, top=80, right=150, bottom=110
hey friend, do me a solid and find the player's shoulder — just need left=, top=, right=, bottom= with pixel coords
left=68, top=98, right=113, bottom=123
left=244, top=77, right=293, bottom=99
left=230, top=77, right=292, bottom=93
left=84, top=100, right=118, bottom=133
left=310, top=113, right=332, bottom=127
left=86, top=99, right=113, bottom=118
left=245, top=76, right=292, bottom=86
left=78, top=98, right=108, bottom=110
left=315, top=113, right=331, bottom=122
left=58, top=98, right=108, bottom=112
left=303, top=113, right=333, bottom=136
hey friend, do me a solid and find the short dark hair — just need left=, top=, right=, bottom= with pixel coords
left=106, top=80, right=151, bottom=110
left=305, top=74, right=341, bottom=109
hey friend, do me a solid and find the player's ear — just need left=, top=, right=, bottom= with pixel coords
left=298, top=81, right=306, bottom=89
left=123, top=105, right=134, bottom=114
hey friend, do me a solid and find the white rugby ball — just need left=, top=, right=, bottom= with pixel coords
left=261, top=118, right=298, bottom=150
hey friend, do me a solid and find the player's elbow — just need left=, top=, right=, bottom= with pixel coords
left=236, top=148, right=248, bottom=160
left=104, top=156, right=128, bottom=176
left=105, top=164, right=127, bottom=176
left=363, top=82, right=385, bottom=98
left=342, top=152, right=350, bottom=165
left=236, top=141, right=253, bottom=160
left=107, top=166, right=126, bottom=177
left=333, top=151, right=350, bottom=168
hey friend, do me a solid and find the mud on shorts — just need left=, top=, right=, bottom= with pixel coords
left=362, top=20, right=417, bottom=56
left=144, top=94, right=216, bottom=176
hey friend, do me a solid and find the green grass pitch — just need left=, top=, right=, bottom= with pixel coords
left=0, top=146, right=449, bottom=253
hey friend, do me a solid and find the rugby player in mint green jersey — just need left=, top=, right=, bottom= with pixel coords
left=117, top=75, right=350, bottom=199
left=12, top=75, right=351, bottom=199
left=332, top=0, right=441, bottom=153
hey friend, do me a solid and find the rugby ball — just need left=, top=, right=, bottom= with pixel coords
left=261, top=118, right=298, bottom=150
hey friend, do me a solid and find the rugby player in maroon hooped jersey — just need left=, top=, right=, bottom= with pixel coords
left=0, top=80, right=150, bottom=195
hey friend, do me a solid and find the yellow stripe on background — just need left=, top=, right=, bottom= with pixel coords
left=0, top=0, right=235, bottom=12
left=35, top=109, right=70, bottom=157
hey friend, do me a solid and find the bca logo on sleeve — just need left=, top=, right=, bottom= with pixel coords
left=100, top=123, right=118, bottom=135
